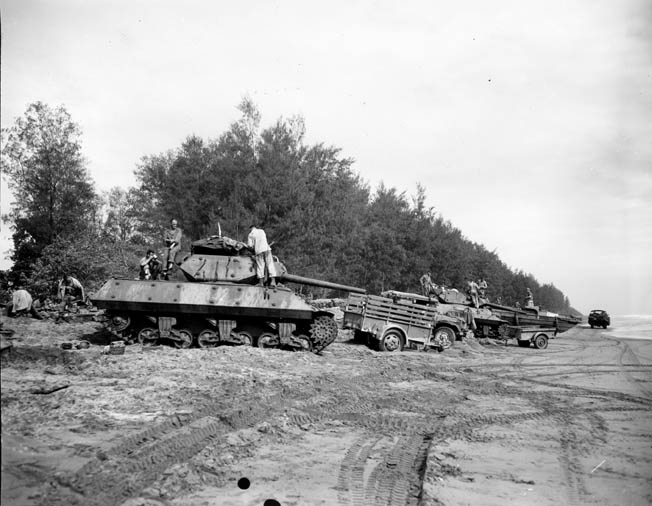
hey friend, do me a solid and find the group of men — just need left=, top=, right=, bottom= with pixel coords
left=139, top=219, right=277, bottom=287
left=139, top=218, right=182, bottom=281
left=6, top=273, right=87, bottom=320
left=419, top=272, right=489, bottom=308
left=419, top=273, right=536, bottom=310
left=465, top=278, right=488, bottom=307
left=5, top=219, right=279, bottom=321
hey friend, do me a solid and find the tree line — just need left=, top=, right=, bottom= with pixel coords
left=1, top=100, right=578, bottom=315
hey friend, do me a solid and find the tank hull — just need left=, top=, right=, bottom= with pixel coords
left=93, top=279, right=315, bottom=319
left=92, top=278, right=338, bottom=352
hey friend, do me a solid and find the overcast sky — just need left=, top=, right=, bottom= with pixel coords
left=1, top=0, right=651, bottom=315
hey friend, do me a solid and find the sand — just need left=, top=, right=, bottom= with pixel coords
left=1, top=318, right=651, bottom=506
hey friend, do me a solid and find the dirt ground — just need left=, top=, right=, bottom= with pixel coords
left=1, top=317, right=651, bottom=506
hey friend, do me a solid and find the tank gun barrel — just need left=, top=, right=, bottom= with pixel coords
left=280, top=273, right=365, bottom=294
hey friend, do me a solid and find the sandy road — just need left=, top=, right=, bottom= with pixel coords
left=1, top=320, right=651, bottom=506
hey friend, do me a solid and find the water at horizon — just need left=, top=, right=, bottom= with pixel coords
left=600, top=314, right=652, bottom=341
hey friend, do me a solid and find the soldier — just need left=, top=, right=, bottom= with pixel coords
left=247, top=225, right=277, bottom=287
left=419, top=272, right=434, bottom=296
left=6, top=283, right=44, bottom=319
left=163, top=218, right=182, bottom=279
left=478, top=278, right=488, bottom=299
left=58, top=274, right=86, bottom=303
left=140, top=249, right=162, bottom=280
left=467, top=279, right=479, bottom=308
left=525, top=287, right=534, bottom=307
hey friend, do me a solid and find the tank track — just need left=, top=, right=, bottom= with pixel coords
left=100, top=313, right=339, bottom=353
left=310, top=315, right=339, bottom=352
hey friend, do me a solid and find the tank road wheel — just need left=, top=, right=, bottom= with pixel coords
left=110, top=316, right=130, bottom=333
left=138, top=327, right=159, bottom=347
left=198, top=329, right=220, bottom=348
left=295, top=334, right=313, bottom=352
left=257, top=332, right=280, bottom=349
left=173, top=329, right=193, bottom=349
left=310, top=316, right=338, bottom=352
left=235, top=331, right=254, bottom=347
left=534, top=334, right=549, bottom=350
left=108, top=316, right=136, bottom=343
left=379, top=329, right=404, bottom=352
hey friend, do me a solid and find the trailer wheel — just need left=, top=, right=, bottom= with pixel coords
left=534, top=334, right=549, bottom=349
left=379, top=330, right=404, bottom=352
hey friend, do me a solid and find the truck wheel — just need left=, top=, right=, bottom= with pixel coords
left=517, top=340, right=531, bottom=348
left=379, top=330, right=404, bottom=352
left=534, top=334, right=549, bottom=349
left=434, top=327, right=455, bottom=349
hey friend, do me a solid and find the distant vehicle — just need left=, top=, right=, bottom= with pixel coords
left=588, top=309, right=610, bottom=329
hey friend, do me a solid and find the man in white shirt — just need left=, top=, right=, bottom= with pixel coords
left=246, top=225, right=277, bottom=287
left=58, top=274, right=85, bottom=301
left=58, top=274, right=86, bottom=311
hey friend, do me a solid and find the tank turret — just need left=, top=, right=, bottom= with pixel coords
left=180, top=235, right=365, bottom=294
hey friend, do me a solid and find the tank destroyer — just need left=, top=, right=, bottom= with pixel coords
left=92, top=234, right=364, bottom=353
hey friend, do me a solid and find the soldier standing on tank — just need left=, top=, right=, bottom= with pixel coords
left=163, top=219, right=182, bottom=280
left=419, top=272, right=434, bottom=296
left=478, top=278, right=488, bottom=299
left=247, top=225, right=277, bottom=287
left=467, top=279, right=480, bottom=308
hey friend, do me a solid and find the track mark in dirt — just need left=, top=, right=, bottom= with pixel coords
left=557, top=421, right=590, bottom=505
left=337, top=434, right=430, bottom=506
left=618, top=341, right=652, bottom=398
left=513, top=376, right=652, bottom=406
left=38, top=391, right=287, bottom=506
left=479, top=350, right=652, bottom=407
left=337, top=436, right=381, bottom=506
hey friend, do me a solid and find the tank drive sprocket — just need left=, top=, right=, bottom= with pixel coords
left=310, top=315, right=338, bottom=352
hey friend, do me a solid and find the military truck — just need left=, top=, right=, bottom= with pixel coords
left=343, top=292, right=470, bottom=352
